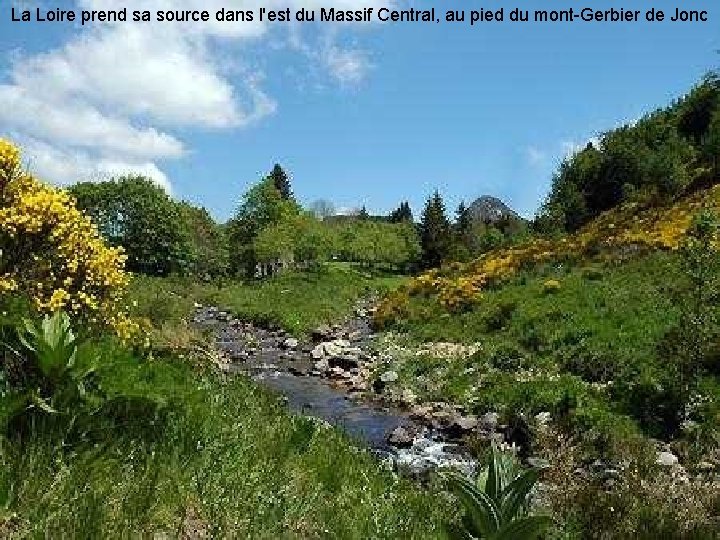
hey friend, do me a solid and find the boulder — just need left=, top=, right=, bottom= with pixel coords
left=313, top=359, right=329, bottom=372
left=453, top=415, right=479, bottom=432
left=311, top=325, right=333, bottom=343
left=656, top=451, right=679, bottom=467
left=400, top=389, right=418, bottom=406
left=480, top=412, right=500, bottom=431
left=347, top=376, right=369, bottom=392
left=329, top=366, right=350, bottom=379
left=311, top=345, right=326, bottom=360
left=379, top=370, right=399, bottom=384
left=387, top=426, right=415, bottom=448
left=323, top=342, right=344, bottom=357
left=442, top=415, right=479, bottom=438
left=430, top=410, right=453, bottom=430
left=283, top=337, right=299, bottom=349
left=410, top=405, right=433, bottom=420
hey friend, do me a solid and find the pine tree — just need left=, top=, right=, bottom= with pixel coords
left=455, top=201, right=472, bottom=237
left=269, top=164, right=293, bottom=201
left=450, top=200, right=474, bottom=261
left=420, top=191, right=451, bottom=269
left=389, top=201, right=413, bottom=223
left=358, top=205, right=370, bottom=220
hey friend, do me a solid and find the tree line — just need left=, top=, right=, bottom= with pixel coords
left=69, top=163, right=529, bottom=279
left=69, top=73, right=719, bottom=278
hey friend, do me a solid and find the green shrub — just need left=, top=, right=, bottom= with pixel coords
left=444, top=444, right=551, bottom=539
left=1, top=311, right=104, bottom=432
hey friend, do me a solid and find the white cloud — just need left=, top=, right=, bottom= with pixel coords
left=322, top=46, right=372, bottom=87
left=4, top=0, right=391, bottom=191
left=0, top=84, right=184, bottom=159
left=16, top=136, right=172, bottom=191
left=526, top=146, right=546, bottom=166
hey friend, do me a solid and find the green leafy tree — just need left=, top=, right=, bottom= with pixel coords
left=537, top=75, right=719, bottom=233
left=254, top=212, right=334, bottom=267
left=477, top=225, right=505, bottom=254
left=227, top=178, right=301, bottom=276
left=420, top=191, right=452, bottom=269
left=178, top=202, right=229, bottom=278
left=702, top=109, right=720, bottom=179
left=677, top=73, right=720, bottom=145
left=70, top=176, right=193, bottom=276
left=449, top=201, right=474, bottom=261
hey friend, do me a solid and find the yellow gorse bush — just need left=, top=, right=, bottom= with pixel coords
left=374, top=184, right=720, bottom=326
left=0, top=139, right=139, bottom=341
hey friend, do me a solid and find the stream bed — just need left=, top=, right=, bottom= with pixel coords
left=195, top=306, right=477, bottom=478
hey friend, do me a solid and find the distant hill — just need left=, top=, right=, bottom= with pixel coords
left=467, top=195, right=523, bottom=224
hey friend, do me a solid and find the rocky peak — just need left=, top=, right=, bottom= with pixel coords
left=468, top=195, right=521, bottom=224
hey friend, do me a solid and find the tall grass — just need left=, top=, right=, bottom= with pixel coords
left=0, top=341, right=452, bottom=537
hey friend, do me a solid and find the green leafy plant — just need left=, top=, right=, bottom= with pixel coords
left=445, top=444, right=551, bottom=539
left=2, top=311, right=103, bottom=427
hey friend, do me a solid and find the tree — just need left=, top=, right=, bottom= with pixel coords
left=178, top=202, right=229, bottom=279
left=702, top=109, right=720, bottom=179
left=227, top=178, right=301, bottom=276
left=389, top=201, right=413, bottom=223
left=357, top=205, right=370, bottom=220
left=447, top=201, right=473, bottom=262
left=536, top=75, right=720, bottom=233
left=677, top=73, right=720, bottom=145
left=269, top=163, right=293, bottom=201
left=455, top=201, right=472, bottom=237
left=70, top=176, right=193, bottom=276
left=419, top=191, right=452, bottom=269
left=675, top=212, right=719, bottom=392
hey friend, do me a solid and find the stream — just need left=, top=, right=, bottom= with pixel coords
left=193, top=305, right=478, bottom=478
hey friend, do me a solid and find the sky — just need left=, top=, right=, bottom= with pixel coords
left=0, top=0, right=718, bottom=221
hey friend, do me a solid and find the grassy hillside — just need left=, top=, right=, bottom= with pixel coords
left=368, top=186, right=720, bottom=537
left=130, top=262, right=407, bottom=335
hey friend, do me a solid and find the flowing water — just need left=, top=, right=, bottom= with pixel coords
left=199, top=307, right=477, bottom=477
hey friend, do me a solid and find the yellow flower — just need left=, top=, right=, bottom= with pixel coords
left=1, top=139, right=138, bottom=341
left=543, top=279, right=561, bottom=293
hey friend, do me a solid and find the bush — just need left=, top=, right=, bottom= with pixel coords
left=0, top=139, right=137, bottom=340
left=1, top=311, right=104, bottom=434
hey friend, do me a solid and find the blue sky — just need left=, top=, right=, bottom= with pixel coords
left=1, top=0, right=717, bottom=220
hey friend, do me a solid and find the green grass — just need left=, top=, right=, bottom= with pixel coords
left=377, top=252, right=719, bottom=448
left=129, top=263, right=407, bottom=335
left=0, top=340, right=453, bottom=538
